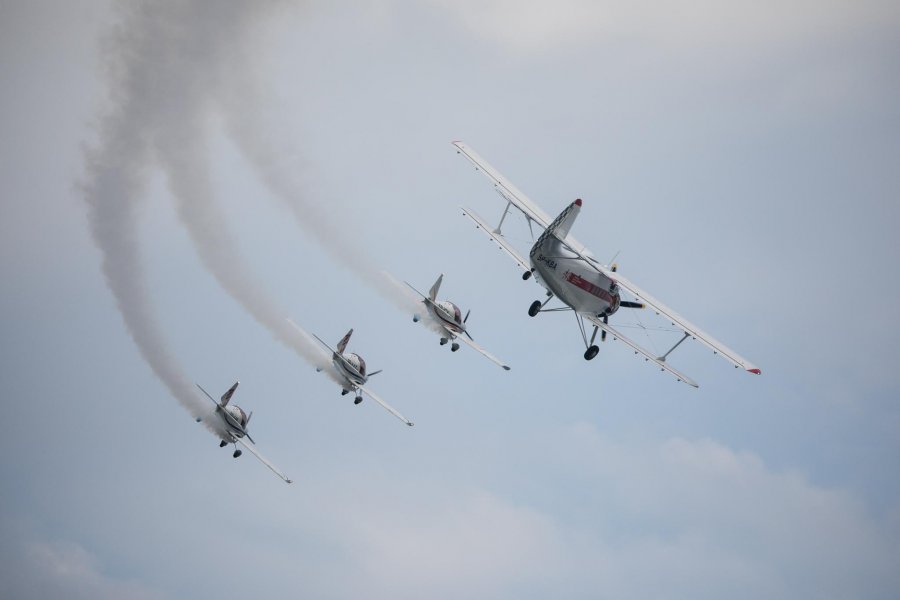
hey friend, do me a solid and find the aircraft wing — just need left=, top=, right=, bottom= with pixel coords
left=592, top=263, right=761, bottom=375
left=461, top=207, right=531, bottom=271
left=585, top=315, right=699, bottom=387
left=453, top=141, right=591, bottom=256
left=234, top=437, right=293, bottom=484
left=455, top=332, right=511, bottom=371
left=357, top=383, right=414, bottom=427
left=453, top=141, right=553, bottom=227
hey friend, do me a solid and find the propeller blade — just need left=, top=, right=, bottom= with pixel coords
left=464, top=330, right=474, bottom=341
left=464, top=309, right=471, bottom=323
left=602, top=315, right=608, bottom=342
left=620, top=301, right=645, bottom=309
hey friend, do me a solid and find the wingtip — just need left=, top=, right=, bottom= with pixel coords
left=502, top=365, right=511, bottom=371
left=747, top=368, right=762, bottom=375
left=407, top=422, right=414, bottom=427
left=574, top=198, right=582, bottom=206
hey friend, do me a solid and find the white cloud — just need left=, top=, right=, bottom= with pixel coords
left=0, top=538, right=167, bottom=600
left=303, top=424, right=900, bottom=599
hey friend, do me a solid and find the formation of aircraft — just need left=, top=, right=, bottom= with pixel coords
left=452, top=141, right=760, bottom=387
left=195, top=381, right=293, bottom=484
left=184, top=140, right=760, bottom=483
left=312, top=328, right=414, bottom=427
left=405, top=274, right=511, bottom=371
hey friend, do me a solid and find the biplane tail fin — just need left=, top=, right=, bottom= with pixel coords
left=548, top=199, right=582, bottom=241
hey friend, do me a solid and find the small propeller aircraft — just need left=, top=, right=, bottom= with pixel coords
left=311, top=328, right=414, bottom=427
left=195, top=381, right=292, bottom=483
left=452, top=141, right=761, bottom=387
left=405, top=274, right=511, bottom=371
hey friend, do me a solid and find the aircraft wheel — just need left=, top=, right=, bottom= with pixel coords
left=219, top=440, right=228, bottom=448
left=528, top=300, right=542, bottom=317
left=341, top=389, right=350, bottom=396
left=451, top=343, right=460, bottom=352
left=233, top=449, right=242, bottom=458
left=354, top=396, right=363, bottom=405
left=584, top=345, right=600, bottom=361
left=522, top=270, right=532, bottom=280
left=440, top=338, right=448, bottom=345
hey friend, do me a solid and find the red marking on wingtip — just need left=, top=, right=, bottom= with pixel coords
left=748, top=368, right=761, bottom=375
left=575, top=198, right=582, bottom=206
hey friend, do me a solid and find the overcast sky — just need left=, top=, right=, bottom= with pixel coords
left=1, top=1, right=899, bottom=598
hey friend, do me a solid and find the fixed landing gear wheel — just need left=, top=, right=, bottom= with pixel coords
left=528, top=300, right=542, bottom=317
left=219, top=440, right=228, bottom=448
left=233, top=449, right=242, bottom=458
left=522, top=270, right=532, bottom=280
left=440, top=338, right=448, bottom=345
left=451, top=343, right=460, bottom=352
left=354, top=396, right=363, bottom=405
left=584, top=345, right=600, bottom=360
left=341, top=389, right=350, bottom=396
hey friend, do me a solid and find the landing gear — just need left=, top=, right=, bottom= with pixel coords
left=529, top=293, right=555, bottom=317
left=354, top=396, right=363, bottom=405
left=522, top=270, right=533, bottom=281
left=584, top=345, right=600, bottom=361
left=341, top=389, right=350, bottom=396
left=451, top=342, right=460, bottom=352
left=219, top=440, right=228, bottom=448
left=440, top=338, right=448, bottom=345
left=233, top=449, right=242, bottom=458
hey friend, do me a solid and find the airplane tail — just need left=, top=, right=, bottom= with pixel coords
left=221, top=381, right=239, bottom=406
left=548, top=198, right=582, bottom=241
left=429, top=274, right=444, bottom=301
left=337, top=329, right=353, bottom=354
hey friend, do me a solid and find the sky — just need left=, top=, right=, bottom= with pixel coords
left=1, top=0, right=899, bottom=598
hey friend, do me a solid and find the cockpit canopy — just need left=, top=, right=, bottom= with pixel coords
left=438, top=300, right=462, bottom=324
left=346, top=352, right=366, bottom=376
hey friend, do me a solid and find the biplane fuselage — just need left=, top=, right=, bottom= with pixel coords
left=530, top=235, right=622, bottom=318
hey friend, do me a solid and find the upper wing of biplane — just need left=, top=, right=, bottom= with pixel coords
left=453, top=141, right=590, bottom=257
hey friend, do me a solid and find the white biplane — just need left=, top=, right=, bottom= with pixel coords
left=195, top=381, right=293, bottom=483
left=405, top=273, right=511, bottom=371
left=452, top=141, right=761, bottom=387
left=311, top=328, right=414, bottom=427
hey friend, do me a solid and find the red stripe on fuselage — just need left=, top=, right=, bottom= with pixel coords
left=564, top=271, right=615, bottom=304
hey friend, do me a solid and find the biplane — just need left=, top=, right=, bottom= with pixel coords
left=453, top=141, right=760, bottom=387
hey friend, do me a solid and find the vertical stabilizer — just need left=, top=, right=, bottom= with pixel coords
left=337, top=329, right=353, bottom=354
left=221, top=381, right=239, bottom=406
left=548, top=199, right=582, bottom=241
left=429, top=274, right=444, bottom=301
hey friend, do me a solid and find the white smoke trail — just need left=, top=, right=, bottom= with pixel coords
left=81, top=9, right=211, bottom=424
left=120, top=1, right=333, bottom=371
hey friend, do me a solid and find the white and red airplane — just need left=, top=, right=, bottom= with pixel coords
left=453, top=141, right=761, bottom=387
left=405, top=274, right=510, bottom=371
left=311, top=328, right=414, bottom=427
left=195, top=381, right=292, bottom=483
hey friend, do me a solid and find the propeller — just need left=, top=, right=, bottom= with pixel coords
left=620, top=301, right=645, bottom=309
left=464, top=309, right=470, bottom=323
